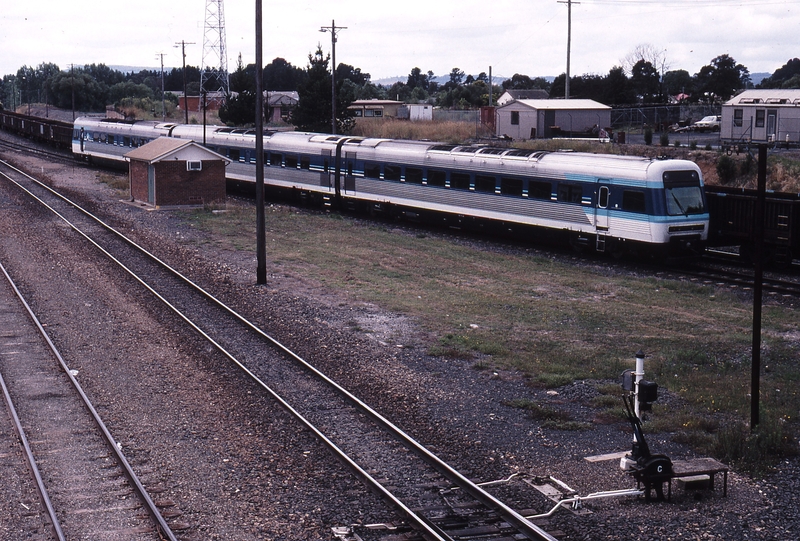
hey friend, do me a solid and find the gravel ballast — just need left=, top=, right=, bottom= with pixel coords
left=0, top=133, right=798, bottom=541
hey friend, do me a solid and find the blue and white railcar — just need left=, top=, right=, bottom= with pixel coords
left=72, top=117, right=177, bottom=163
left=72, top=117, right=708, bottom=256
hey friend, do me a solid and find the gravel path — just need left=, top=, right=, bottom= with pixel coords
left=0, top=131, right=798, bottom=541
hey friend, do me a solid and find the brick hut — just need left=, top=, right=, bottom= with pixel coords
left=124, top=137, right=230, bottom=208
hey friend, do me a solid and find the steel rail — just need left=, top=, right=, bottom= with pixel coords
left=0, top=171, right=178, bottom=541
left=1, top=159, right=558, bottom=541
left=0, top=269, right=66, bottom=541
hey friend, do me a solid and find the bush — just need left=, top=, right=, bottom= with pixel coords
left=644, top=127, right=653, bottom=146
left=689, top=140, right=698, bottom=150
left=717, top=155, right=738, bottom=184
left=660, top=132, right=669, bottom=147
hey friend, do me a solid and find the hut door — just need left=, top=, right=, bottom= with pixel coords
left=767, top=110, right=777, bottom=141
left=147, top=165, right=155, bottom=204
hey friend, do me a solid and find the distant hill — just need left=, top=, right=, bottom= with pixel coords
left=372, top=74, right=557, bottom=87
left=749, top=72, right=770, bottom=86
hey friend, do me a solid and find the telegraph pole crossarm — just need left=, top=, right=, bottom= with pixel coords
left=320, top=20, right=347, bottom=135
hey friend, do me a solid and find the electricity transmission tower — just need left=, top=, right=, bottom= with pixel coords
left=200, top=0, right=230, bottom=105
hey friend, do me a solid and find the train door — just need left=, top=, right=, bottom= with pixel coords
left=343, top=151, right=356, bottom=194
left=595, top=182, right=610, bottom=251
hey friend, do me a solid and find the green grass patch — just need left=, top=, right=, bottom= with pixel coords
left=179, top=200, right=800, bottom=466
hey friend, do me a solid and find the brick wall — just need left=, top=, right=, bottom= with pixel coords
left=154, top=160, right=226, bottom=206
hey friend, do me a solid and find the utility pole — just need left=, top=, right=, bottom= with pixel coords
left=156, top=53, right=166, bottom=121
left=175, top=40, right=195, bottom=124
left=320, top=20, right=346, bottom=134
left=255, top=0, right=266, bottom=284
left=558, top=0, right=578, bottom=99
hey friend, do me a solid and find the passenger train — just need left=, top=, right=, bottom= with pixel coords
left=68, top=116, right=709, bottom=257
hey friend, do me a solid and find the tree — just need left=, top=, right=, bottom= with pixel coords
left=662, top=69, right=694, bottom=98
left=502, top=73, right=550, bottom=91
left=218, top=89, right=257, bottom=125
left=229, top=54, right=255, bottom=93
left=621, top=44, right=669, bottom=77
left=630, top=59, right=660, bottom=102
left=291, top=46, right=354, bottom=133
left=603, top=66, right=634, bottom=105
left=759, top=58, right=800, bottom=89
left=263, top=57, right=306, bottom=91
left=695, top=54, right=750, bottom=102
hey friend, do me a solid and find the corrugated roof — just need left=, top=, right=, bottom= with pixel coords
left=501, top=99, right=611, bottom=111
left=124, top=137, right=229, bottom=163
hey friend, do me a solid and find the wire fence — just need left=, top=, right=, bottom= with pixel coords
left=611, top=105, right=720, bottom=132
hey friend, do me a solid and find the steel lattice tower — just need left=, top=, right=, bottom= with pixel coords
left=200, top=0, right=230, bottom=101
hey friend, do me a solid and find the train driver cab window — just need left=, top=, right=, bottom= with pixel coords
left=622, top=190, right=646, bottom=213
left=663, top=171, right=705, bottom=216
left=558, top=183, right=582, bottom=203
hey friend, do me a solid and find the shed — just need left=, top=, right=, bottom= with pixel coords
left=349, top=99, right=403, bottom=121
left=496, top=99, right=612, bottom=140
left=721, top=89, right=800, bottom=146
left=124, top=137, right=230, bottom=208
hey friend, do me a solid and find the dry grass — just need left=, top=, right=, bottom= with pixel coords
left=349, top=119, right=492, bottom=143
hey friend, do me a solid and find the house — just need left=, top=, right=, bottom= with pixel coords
left=496, top=89, right=550, bottom=106
left=267, top=91, right=299, bottom=123
left=348, top=99, right=403, bottom=121
left=124, top=137, right=229, bottom=208
left=496, top=99, right=612, bottom=140
left=721, top=89, right=800, bottom=146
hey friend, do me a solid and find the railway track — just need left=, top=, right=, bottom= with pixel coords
left=0, top=261, right=177, bottom=540
left=677, top=255, right=800, bottom=298
left=0, top=160, right=560, bottom=540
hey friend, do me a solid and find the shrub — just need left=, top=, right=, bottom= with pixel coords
left=644, top=127, right=653, bottom=146
left=659, top=132, right=669, bottom=147
left=689, top=140, right=697, bottom=150
left=716, top=155, right=738, bottom=184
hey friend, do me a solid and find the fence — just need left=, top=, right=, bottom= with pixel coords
left=611, top=105, right=720, bottom=131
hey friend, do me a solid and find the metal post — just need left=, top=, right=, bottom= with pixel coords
left=634, top=350, right=645, bottom=422
left=320, top=20, right=346, bottom=135
left=751, top=144, right=767, bottom=427
left=255, top=0, right=266, bottom=285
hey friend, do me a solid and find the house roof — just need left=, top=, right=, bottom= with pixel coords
left=501, top=89, right=550, bottom=100
left=124, top=137, right=230, bottom=164
left=498, top=99, right=611, bottom=111
left=725, top=89, right=800, bottom=106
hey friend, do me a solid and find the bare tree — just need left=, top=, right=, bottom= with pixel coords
left=621, top=44, right=670, bottom=77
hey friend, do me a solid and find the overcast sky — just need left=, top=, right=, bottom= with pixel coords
left=2, top=0, right=798, bottom=84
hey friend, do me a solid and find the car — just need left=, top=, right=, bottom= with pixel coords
left=691, top=115, right=721, bottom=132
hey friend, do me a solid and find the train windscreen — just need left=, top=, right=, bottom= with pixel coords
left=663, top=170, right=705, bottom=216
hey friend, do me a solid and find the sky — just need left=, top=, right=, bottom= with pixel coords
left=2, top=0, right=798, bottom=84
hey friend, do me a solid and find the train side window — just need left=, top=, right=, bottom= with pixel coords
left=323, top=159, right=329, bottom=173
left=558, top=183, right=582, bottom=203
left=229, top=148, right=240, bottom=162
left=405, top=167, right=423, bottom=184
left=427, top=169, right=447, bottom=187
left=384, top=164, right=401, bottom=181
left=529, top=180, right=551, bottom=200
left=450, top=172, right=471, bottom=190
left=269, top=152, right=282, bottom=166
left=622, top=190, right=646, bottom=212
left=123, top=136, right=131, bottom=147
left=300, top=156, right=310, bottom=170
left=263, top=151, right=270, bottom=165
left=285, top=155, right=298, bottom=168
left=475, top=175, right=496, bottom=193
left=598, top=186, right=609, bottom=208
left=500, top=177, right=523, bottom=197
left=364, top=163, right=381, bottom=179
left=93, top=133, right=100, bottom=142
